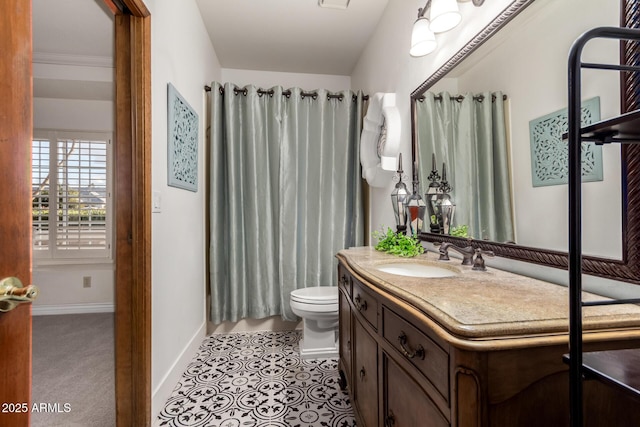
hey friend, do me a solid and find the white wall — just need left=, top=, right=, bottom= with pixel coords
left=351, top=0, right=513, bottom=238
left=453, top=0, right=620, bottom=258
left=31, top=263, right=114, bottom=313
left=221, top=68, right=350, bottom=92
left=33, top=98, right=113, bottom=132
left=350, top=0, right=632, bottom=291
left=147, top=0, right=221, bottom=418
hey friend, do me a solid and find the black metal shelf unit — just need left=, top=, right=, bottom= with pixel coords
left=567, top=26, right=640, bottom=427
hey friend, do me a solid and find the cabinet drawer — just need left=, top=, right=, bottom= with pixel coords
left=383, top=307, right=449, bottom=401
left=352, top=279, right=378, bottom=330
left=384, top=353, right=449, bottom=427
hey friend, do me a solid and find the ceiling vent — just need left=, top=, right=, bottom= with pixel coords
left=318, top=0, right=350, bottom=10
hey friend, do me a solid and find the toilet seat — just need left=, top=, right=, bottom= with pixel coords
left=290, top=286, right=338, bottom=304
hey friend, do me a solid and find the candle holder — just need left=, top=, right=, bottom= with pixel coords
left=391, top=154, right=410, bottom=234
left=425, top=153, right=441, bottom=233
left=407, top=180, right=427, bottom=235
left=429, top=162, right=456, bottom=234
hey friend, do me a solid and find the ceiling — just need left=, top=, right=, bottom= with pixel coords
left=32, top=0, right=114, bottom=59
left=32, top=0, right=389, bottom=79
left=195, top=0, right=389, bottom=75
left=32, top=0, right=114, bottom=100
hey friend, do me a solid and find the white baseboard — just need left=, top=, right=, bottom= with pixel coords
left=207, top=315, right=301, bottom=334
left=152, top=321, right=206, bottom=424
left=32, top=303, right=114, bottom=316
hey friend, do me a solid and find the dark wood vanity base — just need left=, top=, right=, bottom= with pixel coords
left=337, top=249, right=640, bottom=427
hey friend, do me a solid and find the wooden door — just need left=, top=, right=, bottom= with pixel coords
left=338, top=287, right=352, bottom=388
left=384, top=354, right=449, bottom=427
left=0, top=1, right=34, bottom=426
left=353, top=317, right=378, bottom=427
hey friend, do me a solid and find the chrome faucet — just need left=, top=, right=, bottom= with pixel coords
left=438, top=242, right=474, bottom=265
left=472, top=248, right=494, bottom=271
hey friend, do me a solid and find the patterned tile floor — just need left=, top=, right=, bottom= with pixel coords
left=156, top=330, right=357, bottom=427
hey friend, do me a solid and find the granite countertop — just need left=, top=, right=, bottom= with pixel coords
left=337, top=247, right=640, bottom=342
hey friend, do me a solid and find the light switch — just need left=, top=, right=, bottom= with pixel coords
left=152, top=191, right=162, bottom=213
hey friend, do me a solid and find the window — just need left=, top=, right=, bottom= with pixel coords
left=32, top=131, right=113, bottom=261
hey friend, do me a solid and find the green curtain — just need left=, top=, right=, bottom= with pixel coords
left=209, top=82, right=364, bottom=323
left=417, top=91, right=514, bottom=242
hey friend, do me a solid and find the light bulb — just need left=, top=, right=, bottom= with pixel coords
left=410, top=17, right=437, bottom=57
left=429, top=0, right=462, bottom=33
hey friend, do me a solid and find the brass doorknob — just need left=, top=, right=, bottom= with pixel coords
left=0, top=277, right=39, bottom=312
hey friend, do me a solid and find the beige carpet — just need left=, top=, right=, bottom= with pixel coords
left=31, top=313, right=115, bottom=427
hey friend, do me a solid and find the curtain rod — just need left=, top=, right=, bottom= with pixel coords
left=418, top=94, right=508, bottom=103
left=204, top=85, right=369, bottom=101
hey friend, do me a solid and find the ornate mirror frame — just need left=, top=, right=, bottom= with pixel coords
left=411, top=0, right=640, bottom=284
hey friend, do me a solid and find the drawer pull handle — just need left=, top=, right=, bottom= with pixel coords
left=398, top=331, right=425, bottom=360
left=354, top=295, right=368, bottom=311
left=359, top=367, right=366, bottom=381
left=385, top=411, right=396, bottom=427
left=339, top=274, right=348, bottom=286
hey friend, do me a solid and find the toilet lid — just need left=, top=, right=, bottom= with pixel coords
left=290, top=286, right=338, bottom=304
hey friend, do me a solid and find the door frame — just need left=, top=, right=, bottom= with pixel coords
left=104, top=0, right=152, bottom=425
left=4, top=0, right=152, bottom=424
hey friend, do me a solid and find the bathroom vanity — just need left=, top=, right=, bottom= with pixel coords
left=336, top=247, right=640, bottom=427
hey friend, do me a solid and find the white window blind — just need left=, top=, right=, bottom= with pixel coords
left=32, top=131, right=113, bottom=260
left=32, top=139, right=50, bottom=250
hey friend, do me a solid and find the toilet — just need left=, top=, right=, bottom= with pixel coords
left=290, top=286, right=339, bottom=359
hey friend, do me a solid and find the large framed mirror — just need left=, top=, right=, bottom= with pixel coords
left=411, top=0, right=640, bottom=284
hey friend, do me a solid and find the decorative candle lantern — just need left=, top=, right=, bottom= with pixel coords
left=391, top=154, right=410, bottom=234
left=425, top=153, right=441, bottom=233
left=431, top=162, right=455, bottom=234
left=439, top=197, right=456, bottom=235
left=407, top=180, right=427, bottom=235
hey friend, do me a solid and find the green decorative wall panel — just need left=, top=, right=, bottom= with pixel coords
left=529, top=97, right=602, bottom=187
left=168, top=83, right=199, bottom=192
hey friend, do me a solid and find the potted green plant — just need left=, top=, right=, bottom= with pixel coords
left=372, top=227, right=425, bottom=258
left=450, top=224, right=469, bottom=238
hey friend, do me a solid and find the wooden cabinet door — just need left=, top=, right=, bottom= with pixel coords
left=0, top=1, right=34, bottom=426
left=353, top=317, right=378, bottom=427
left=384, top=353, right=449, bottom=427
left=338, top=289, right=352, bottom=388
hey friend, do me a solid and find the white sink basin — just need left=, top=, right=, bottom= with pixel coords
left=375, top=262, right=458, bottom=278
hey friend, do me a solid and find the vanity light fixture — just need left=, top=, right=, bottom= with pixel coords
left=410, top=14, right=437, bottom=57
left=410, top=0, right=483, bottom=57
left=429, top=0, right=462, bottom=33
